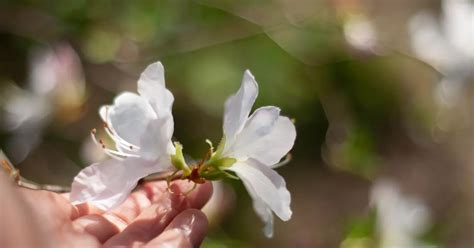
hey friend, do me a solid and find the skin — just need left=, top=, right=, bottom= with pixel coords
left=0, top=172, right=213, bottom=248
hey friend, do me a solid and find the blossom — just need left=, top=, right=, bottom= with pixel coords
left=212, top=70, right=296, bottom=238
left=69, top=64, right=296, bottom=238
left=409, top=0, right=473, bottom=107
left=1, top=44, right=85, bottom=162
left=70, top=62, right=176, bottom=210
left=371, top=180, right=431, bottom=248
left=343, top=14, right=378, bottom=51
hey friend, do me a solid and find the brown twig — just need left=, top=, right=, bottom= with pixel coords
left=1, top=157, right=179, bottom=193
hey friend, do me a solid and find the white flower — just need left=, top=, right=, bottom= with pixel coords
left=1, top=44, right=85, bottom=162
left=217, top=70, right=296, bottom=238
left=29, top=43, right=86, bottom=106
left=343, top=14, right=378, bottom=51
left=70, top=62, right=176, bottom=210
left=409, top=0, right=473, bottom=106
left=371, top=180, right=431, bottom=248
left=409, top=0, right=473, bottom=71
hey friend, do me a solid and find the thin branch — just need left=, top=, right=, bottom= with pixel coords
left=1, top=153, right=180, bottom=193
left=17, top=177, right=71, bottom=193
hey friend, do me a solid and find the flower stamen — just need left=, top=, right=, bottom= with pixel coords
left=103, top=121, right=139, bottom=151
left=90, top=128, right=139, bottom=160
left=103, top=107, right=140, bottom=152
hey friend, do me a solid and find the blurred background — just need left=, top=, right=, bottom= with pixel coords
left=0, top=0, right=472, bottom=247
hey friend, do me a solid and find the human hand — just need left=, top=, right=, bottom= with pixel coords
left=0, top=173, right=212, bottom=248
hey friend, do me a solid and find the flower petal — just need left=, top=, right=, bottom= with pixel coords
left=137, top=61, right=174, bottom=118
left=249, top=187, right=275, bottom=238
left=138, top=61, right=165, bottom=87
left=99, top=105, right=110, bottom=122
left=70, top=159, right=142, bottom=210
left=443, top=0, right=474, bottom=57
left=227, top=160, right=292, bottom=231
left=139, top=116, right=176, bottom=160
left=224, top=106, right=296, bottom=165
left=223, top=70, right=258, bottom=143
left=107, top=92, right=156, bottom=147
left=409, top=13, right=454, bottom=70
left=70, top=157, right=172, bottom=210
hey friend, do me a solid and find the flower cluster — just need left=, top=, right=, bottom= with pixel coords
left=70, top=61, right=296, bottom=237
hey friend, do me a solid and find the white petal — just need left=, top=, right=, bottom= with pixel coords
left=139, top=116, right=176, bottom=160
left=138, top=61, right=165, bottom=87
left=227, top=160, right=292, bottom=223
left=443, top=0, right=474, bottom=57
left=224, top=106, right=296, bottom=165
left=371, top=180, right=431, bottom=246
left=137, top=61, right=174, bottom=119
left=70, top=158, right=173, bottom=210
left=107, top=92, right=156, bottom=147
left=70, top=159, right=145, bottom=210
left=223, top=70, right=258, bottom=143
left=98, top=105, right=112, bottom=122
left=409, top=13, right=455, bottom=70
left=250, top=189, right=275, bottom=238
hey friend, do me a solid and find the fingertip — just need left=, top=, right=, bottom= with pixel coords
left=171, top=209, right=208, bottom=247
left=147, top=209, right=208, bottom=248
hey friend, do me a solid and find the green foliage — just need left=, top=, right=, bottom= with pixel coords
left=341, top=211, right=377, bottom=248
left=337, top=126, right=380, bottom=179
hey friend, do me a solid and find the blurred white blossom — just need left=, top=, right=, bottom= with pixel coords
left=371, top=180, right=431, bottom=248
left=29, top=44, right=86, bottom=110
left=344, top=14, right=378, bottom=51
left=409, top=0, right=473, bottom=107
left=1, top=43, right=85, bottom=162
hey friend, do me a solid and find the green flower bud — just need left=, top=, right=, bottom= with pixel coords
left=170, top=142, right=191, bottom=176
